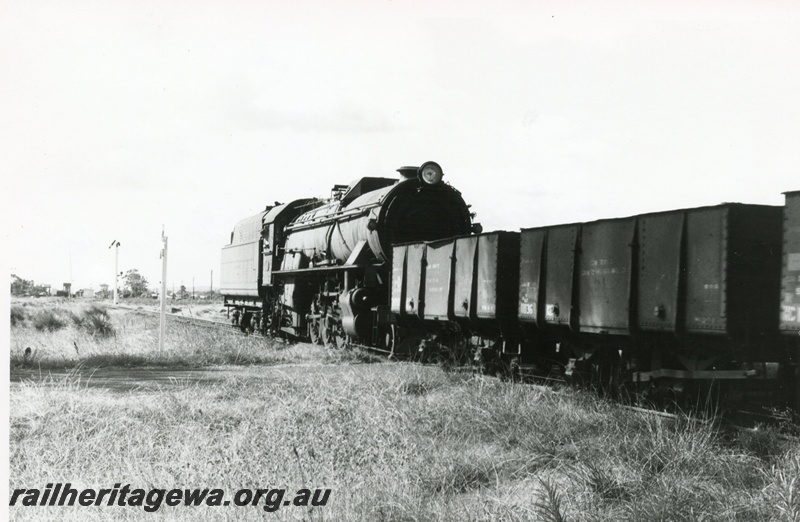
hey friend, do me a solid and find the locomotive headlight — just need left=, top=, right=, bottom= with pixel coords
left=418, top=161, right=444, bottom=185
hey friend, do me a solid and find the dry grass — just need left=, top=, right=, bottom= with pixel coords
left=10, top=298, right=373, bottom=370
left=8, top=299, right=800, bottom=521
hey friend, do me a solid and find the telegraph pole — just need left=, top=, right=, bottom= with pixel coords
left=109, top=240, right=120, bottom=304
left=159, top=227, right=168, bottom=352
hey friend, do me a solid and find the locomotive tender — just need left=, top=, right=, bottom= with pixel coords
left=222, top=164, right=800, bottom=411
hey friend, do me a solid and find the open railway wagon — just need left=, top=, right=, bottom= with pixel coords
left=781, top=191, right=800, bottom=411
left=390, top=231, right=520, bottom=362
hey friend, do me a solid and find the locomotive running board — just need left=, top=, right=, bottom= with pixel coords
left=272, top=263, right=383, bottom=276
left=633, top=369, right=758, bottom=382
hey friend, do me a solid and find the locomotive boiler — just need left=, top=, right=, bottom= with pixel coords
left=221, top=162, right=474, bottom=349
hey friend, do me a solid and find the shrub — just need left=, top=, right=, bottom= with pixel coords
left=82, top=312, right=115, bottom=338
left=32, top=310, right=66, bottom=332
left=10, top=306, right=26, bottom=327
left=76, top=305, right=115, bottom=338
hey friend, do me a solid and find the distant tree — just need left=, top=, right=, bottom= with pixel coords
left=31, top=284, right=49, bottom=296
left=123, top=270, right=149, bottom=297
left=179, top=285, right=188, bottom=299
left=11, top=275, right=34, bottom=296
left=11, top=275, right=54, bottom=297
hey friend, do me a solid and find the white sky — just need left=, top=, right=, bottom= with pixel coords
left=2, top=0, right=799, bottom=292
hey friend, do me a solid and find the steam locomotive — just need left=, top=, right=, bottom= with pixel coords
left=221, top=163, right=800, bottom=411
left=221, top=162, right=475, bottom=352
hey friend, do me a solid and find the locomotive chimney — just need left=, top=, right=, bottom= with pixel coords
left=396, top=166, right=418, bottom=180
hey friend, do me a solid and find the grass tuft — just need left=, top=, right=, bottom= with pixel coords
left=735, top=425, right=788, bottom=461
left=67, top=305, right=116, bottom=338
left=572, top=461, right=630, bottom=501
left=764, top=450, right=800, bottom=521
left=534, top=478, right=569, bottom=522
left=32, top=309, right=67, bottom=331
left=78, top=305, right=115, bottom=338
left=11, top=305, right=26, bottom=326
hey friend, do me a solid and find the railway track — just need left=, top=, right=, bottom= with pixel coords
left=113, top=304, right=247, bottom=336
left=111, top=304, right=800, bottom=434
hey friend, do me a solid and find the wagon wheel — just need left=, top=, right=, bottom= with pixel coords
left=308, top=318, right=322, bottom=345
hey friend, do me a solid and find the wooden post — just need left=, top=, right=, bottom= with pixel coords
left=114, top=242, right=119, bottom=305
